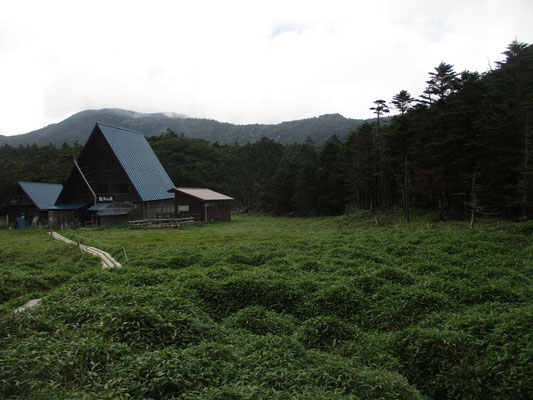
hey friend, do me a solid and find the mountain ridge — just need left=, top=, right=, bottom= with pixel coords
left=0, top=108, right=373, bottom=147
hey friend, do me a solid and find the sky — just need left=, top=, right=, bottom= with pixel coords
left=1, top=0, right=532, bottom=136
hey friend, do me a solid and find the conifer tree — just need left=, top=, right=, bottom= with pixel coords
left=419, top=62, right=459, bottom=104
left=391, top=90, right=415, bottom=220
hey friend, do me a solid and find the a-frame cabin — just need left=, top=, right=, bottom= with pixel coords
left=50, top=123, right=175, bottom=226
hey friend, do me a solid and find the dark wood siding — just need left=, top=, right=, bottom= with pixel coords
left=58, top=128, right=141, bottom=205
left=134, top=199, right=174, bottom=220
left=99, top=214, right=130, bottom=226
left=49, top=210, right=82, bottom=227
left=173, top=193, right=232, bottom=222
left=173, top=192, right=205, bottom=220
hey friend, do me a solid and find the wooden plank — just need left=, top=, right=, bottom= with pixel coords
left=49, top=231, right=121, bottom=268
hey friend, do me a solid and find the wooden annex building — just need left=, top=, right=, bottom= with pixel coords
left=6, top=181, right=63, bottom=226
left=4, top=123, right=235, bottom=227
left=169, top=187, right=234, bottom=222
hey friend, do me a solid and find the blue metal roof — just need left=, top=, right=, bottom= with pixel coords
left=18, top=181, right=63, bottom=210
left=87, top=202, right=111, bottom=212
left=48, top=203, right=88, bottom=210
left=96, top=123, right=174, bottom=202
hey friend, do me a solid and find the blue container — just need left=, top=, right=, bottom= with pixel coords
left=16, top=217, right=27, bottom=229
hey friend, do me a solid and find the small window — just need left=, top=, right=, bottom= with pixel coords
left=178, top=205, right=189, bottom=213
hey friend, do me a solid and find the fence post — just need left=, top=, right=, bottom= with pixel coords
left=123, top=246, right=129, bottom=262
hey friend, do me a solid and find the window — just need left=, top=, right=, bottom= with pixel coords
left=178, top=205, right=189, bottom=213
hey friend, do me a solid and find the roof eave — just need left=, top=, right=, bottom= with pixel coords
left=168, top=187, right=234, bottom=201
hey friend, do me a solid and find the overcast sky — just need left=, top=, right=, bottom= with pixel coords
left=1, top=0, right=532, bottom=135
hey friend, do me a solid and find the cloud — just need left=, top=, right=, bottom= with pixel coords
left=0, top=0, right=532, bottom=135
left=269, top=23, right=301, bottom=40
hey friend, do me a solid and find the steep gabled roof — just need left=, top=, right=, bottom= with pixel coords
left=96, top=123, right=174, bottom=201
left=18, top=181, right=63, bottom=210
left=169, top=187, right=234, bottom=201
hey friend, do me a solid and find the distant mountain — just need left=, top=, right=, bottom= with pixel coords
left=0, top=108, right=373, bottom=147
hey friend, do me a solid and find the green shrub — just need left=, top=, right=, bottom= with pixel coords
left=224, top=306, right=296, bottom=335
left=351, top=274, right=387, bottom=294
left=297, top=316, right=353, bottom=349
left=188, top=274, right=303, bottom=317
left=392, top=305, right=533, bottom=399
left=392, top=326, right=477, bottom=398
left=102, top=306, right=220, bottom=349
left=115, top=344, right=238, bottom=399
left=1, top=216, right=531, bottom=399
left=312, top=359, right=423, bottom=399
left=309, top=283, right=367, bottom=320
left=461, top=281, right=524, bottom=305
left=375, top=266, right=416, bottom=285
left=145, top=250, right=202, bottom=269
left=367, top=286, right=453, bottom=330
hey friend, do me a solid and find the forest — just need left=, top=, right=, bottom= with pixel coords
left=0, top=41, right=532, bottom=222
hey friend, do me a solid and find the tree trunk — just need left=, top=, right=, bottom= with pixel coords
left=523, top=115, right=529, bottom=206
left=470, top=173, right=478, bottom=230
left=404, top=153, right=410, bottom=222
left=438, top=193, right=444, bottom=221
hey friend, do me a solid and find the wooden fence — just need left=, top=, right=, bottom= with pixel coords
left=128, top=217, right=195, bottom=229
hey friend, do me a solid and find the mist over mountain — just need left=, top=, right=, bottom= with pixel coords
left=0, top=109, right=371, bottom=147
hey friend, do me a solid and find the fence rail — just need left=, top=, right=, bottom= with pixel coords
left=128, top=217, right=195, bottom=229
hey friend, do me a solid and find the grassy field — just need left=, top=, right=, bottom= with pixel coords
left=1, top=214, right=532, bottom=399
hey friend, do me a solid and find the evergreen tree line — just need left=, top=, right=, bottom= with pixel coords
left=0, top=143, right=83, bottom=206
left=1, top=41, right=531, bottom=220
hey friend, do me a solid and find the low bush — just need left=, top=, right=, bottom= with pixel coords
left=187, top=274, right=304, bottom=317
left=224, top=306, right=296, bottom=335
left=1, top=215, right=531, bottom=398
left=297, top=316, right=353, bottom=349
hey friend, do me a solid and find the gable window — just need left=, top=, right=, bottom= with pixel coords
left=178, top=205, right=189, bottom=213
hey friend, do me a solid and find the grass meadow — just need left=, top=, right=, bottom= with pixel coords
left=1, top=214, right=532, bottom=399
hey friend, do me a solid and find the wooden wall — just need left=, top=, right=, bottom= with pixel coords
left=134, top=199, right=175, bottom=220
left=173, top=192, right=232, bottom=222
left=173, top=192, right=205, bottom=221
left=58, top=128, right=140, bottom=205
left=49, top=210, right=82, bottom=227
left=99, top=214, right=131, bottom=226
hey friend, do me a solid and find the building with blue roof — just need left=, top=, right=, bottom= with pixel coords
left=7, top=181, right=63, bottom=225
left=5, top=122, right=232, bottom=227
left=49, top=123, right=175, bottom=226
